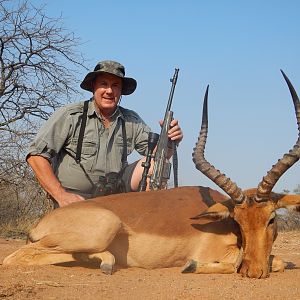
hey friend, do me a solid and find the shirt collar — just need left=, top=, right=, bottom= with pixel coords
left=88, top=98, right=123, bottom=121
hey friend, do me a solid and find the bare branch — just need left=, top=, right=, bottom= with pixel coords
left=0, top=0, right=88, bottom=184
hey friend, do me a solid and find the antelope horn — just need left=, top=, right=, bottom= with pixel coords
left=256, top=70, right=300, bottom=201
left=192, top=85, right=246, bottom=204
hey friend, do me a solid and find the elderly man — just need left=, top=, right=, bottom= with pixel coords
left=27, top=60, right=183, bottom=207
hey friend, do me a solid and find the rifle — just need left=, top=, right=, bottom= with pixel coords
left=149, top=68, right=179, bottom=190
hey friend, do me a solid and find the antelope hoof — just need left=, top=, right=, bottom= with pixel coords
left=182, top=259, right=197, bottom=273
left=100, top=263, right=114, bottom=275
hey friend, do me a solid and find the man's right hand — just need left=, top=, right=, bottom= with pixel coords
left=54, top=190, right=85, bottom=207
left=27, top=155, right=86, bottom=208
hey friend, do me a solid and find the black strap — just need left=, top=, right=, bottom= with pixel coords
left=120, top=118, right=128, bottom=168
left=75, top=101, right=128, bottom=168
left=172, top=141, right=179, bottom=187
left=76, top=100, right=89, bottom=162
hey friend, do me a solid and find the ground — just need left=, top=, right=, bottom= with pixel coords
left=0, top=231, right=300, bottom=300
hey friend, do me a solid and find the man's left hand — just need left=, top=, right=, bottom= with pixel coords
left=159, top=119, right=183, bottom=144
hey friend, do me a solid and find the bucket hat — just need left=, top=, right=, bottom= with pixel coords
left=80, top=60, right=137, bottom=95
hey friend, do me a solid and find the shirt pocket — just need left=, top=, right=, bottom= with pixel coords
left=115, top=135, right=132, bottom=155
left=68, top=139, right=97, bottom=172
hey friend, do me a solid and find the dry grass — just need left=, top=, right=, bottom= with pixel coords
left=0, top=180, right=54, bottom=239
left=276, top=209, right=300, bottom=231
left=0, top=219, right=36, bottom=239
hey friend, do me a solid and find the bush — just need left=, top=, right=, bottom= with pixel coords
left=0, top=179, right=54, bottom=239
left=276, top=209, right=300, bottom=231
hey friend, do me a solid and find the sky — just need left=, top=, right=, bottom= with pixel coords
left=30, top=0, right=300, bottom=193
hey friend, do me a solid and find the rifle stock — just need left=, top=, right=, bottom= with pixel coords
left=149, top=68, right=179, bottom=190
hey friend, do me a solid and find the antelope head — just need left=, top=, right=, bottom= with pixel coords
left=192, top=71, right=300, bottom=278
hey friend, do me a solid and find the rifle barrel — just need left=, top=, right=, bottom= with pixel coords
left=164, top=68, right=179, bottom=117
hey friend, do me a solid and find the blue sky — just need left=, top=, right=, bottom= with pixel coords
left=32, top=0, right=300, bottom=193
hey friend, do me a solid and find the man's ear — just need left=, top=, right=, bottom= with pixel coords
left=191, top=202, right=233, bottom=222
left=275, top=193, right=300, bottom=211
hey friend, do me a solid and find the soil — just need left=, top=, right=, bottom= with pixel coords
left=0, top=231, right=300, bottom=300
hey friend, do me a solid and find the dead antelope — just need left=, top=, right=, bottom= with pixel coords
left=3, top=71, right=300, bottom=279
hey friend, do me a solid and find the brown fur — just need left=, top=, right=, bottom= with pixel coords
left=3, top=186, right=300, bottom=279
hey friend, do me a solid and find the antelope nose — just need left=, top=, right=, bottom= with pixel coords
left=240, top=260, right=270, bottom=279
left=247, top=268, right=263, bottom=279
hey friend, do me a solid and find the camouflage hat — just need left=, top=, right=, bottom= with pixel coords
left=80, top=60, right=137, bottom=95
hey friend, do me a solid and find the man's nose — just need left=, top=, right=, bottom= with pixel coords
left=106, top=86, right=113, bottom=93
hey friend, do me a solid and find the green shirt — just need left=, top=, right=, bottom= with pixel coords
left=27, top=100, right=151, bottom=194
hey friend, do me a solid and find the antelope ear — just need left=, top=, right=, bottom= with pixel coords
left=273, top=193, right=300, bottom=211
left=191, top=202, right=233, bottom=221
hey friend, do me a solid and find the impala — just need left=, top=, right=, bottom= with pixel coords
left=3, top=70, right=300, bottom=279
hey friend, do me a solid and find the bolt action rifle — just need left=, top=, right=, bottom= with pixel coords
left=138, top=68, right=179, bottom=192
left=149, top=68, right=179, bottom=190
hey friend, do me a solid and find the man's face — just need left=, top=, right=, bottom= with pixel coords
left=93, top=73, right=122, bottom=113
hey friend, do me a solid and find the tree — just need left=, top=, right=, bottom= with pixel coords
left=0, top=1, right=88, bottom=228
left=0, top=0, right=87, bottom=185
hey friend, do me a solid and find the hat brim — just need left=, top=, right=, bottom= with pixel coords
left=80, top=71, right=137, bottom=95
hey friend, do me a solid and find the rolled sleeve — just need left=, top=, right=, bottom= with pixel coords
left=27, top=139, right=53, bottom=160
left=26, top=107, right=73, bottom=161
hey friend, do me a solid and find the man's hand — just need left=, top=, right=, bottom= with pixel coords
left=54, top=189, right=85, bottom=207
left=159, top=119, right=183, bottom=144
left=27, top=155, right=86, bottom=207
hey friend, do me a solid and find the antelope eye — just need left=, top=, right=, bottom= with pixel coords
left=268, top=217, right=275, bottom=226
left=268, top=213, right=276, bottom=226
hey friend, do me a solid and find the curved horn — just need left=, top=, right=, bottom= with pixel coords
left=192, top=85, right=246, bottom=204
left=256, top=70, right=300, bottom=201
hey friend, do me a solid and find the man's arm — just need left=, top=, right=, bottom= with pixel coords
left=27, top=155, right=85, bottom=207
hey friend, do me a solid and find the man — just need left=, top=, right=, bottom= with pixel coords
left=27, top=60, right=183, bottom=207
